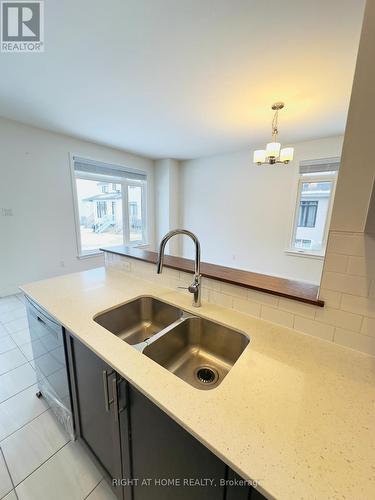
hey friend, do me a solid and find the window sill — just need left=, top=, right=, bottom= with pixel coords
left=77, top=251, right=104, bottom=260
left=285, top=249, right=325, bottom=260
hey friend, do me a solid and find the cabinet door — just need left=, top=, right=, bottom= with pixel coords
left=225, top=469, right=250, bottom=500
left=67, top=335, right=124, bottom=500
left=129, top=386, right=226, bottom=500
left=118, top=377, right=132, bottom=500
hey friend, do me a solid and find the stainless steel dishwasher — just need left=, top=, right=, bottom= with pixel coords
left=25, top=296, right=75, bottom=440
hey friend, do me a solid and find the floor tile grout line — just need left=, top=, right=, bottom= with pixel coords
left=83, top=479, right=103, bottom=499
left=0, top=446, right=19, bottom=500
left=0, top=358, right=33, bottom=382
left=0, top=407, right=50, bottom=445
left=0, top=314, right=27, bottom=328
left=0, top=380, right=40, bottom=406
left=13, top=440, right=71, bottom=490
left=0, top=345, right=28, bottom=364
left=0, top=311, right=26, bottom=322
left=0, top=341, right=19, bottom=356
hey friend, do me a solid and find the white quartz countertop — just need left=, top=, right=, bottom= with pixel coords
left=21, top=267, right=375, bottom=500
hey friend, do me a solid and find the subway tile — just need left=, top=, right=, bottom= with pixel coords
left=221, top=283, right=248, bottom=298
left=168, top=277, right=183, bottom=292
left=340, top=294, right=375, bottom=318
left=315, top=307, right=362, bottom=332
left=294, top=316, right=335, bottom=342
left=361, top=317, right=375, bottom=338
left=318, top=288, right=342, bottom=309
left=334, top=328, right=375, bottom=356
left=247, top=289, right=279, bottom=306
left=321, top=271, right=369, bottom=297
left=162, top=267, right=180, bottom=280
left=346, top=256, right=375, bottom=277
left=179, top=272, right=193, bottom=287
left=200, top=287, right=211, bottom=302
left=278, top=298, right=316, bottom=319
left=260, top=306, right=294, bottom=328
left=326, top=232, right=365, bottom=256
left=209, top=292, right=233, bottom=309
left=201, top=278, right=221, bottom=292
left=324, top=253, right=348, bottom=273
left=232, top=297, right=261, bottom=318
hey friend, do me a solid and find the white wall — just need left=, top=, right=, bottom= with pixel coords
left=179, top=136, right=343, bottom=284
left=154, top=159, right=181, bottom=255
left=0, top=117, right=155, bottom=296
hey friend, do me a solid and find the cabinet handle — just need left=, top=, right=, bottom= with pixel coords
left=112, top=378, right=119, bottom=422
left=102, top=370, right=113, bottom=412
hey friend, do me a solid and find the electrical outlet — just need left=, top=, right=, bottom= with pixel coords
left=1, top=208, right=13, bottom=216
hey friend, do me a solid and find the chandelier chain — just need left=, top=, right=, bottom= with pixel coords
left=272, top=109, right=279, bottom=140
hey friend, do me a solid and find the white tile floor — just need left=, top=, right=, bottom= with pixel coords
left=0, top=295, right=116, bottom=500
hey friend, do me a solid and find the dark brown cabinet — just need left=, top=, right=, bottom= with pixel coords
left=128, top=385, right=227, bottom=500
left=66, top=332, right=264, bottom=500
left=66, top=334, right=131, bottom=500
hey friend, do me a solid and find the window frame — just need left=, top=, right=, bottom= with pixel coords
left=70, top=156, right=148, bottom=258
left=288, top=172, right=337, bottom=258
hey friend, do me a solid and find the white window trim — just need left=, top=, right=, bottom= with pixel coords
left=286, top=171, right=337, bottom=259
left=69, top=154, right=148, bottom=258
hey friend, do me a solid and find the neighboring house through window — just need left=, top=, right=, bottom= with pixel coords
left=298, top=200, right=318, bottom=228
left=290, top=157, right=339, bottom=255
left=71, top=156, right=147, bottom=256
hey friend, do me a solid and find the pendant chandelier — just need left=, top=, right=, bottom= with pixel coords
left=253, top=102, right=294, bottom=165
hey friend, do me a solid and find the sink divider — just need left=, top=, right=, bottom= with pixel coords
left=133, top=311, right=197, bottom=353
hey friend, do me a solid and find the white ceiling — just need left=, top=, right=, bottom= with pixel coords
left=0, top=0, right=366, bottom=159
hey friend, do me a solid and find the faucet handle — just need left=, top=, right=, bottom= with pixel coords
left=177, top=284, right=199, bottom=293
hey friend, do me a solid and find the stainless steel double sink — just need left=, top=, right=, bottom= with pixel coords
left=94, top=297, right=249, bottom=390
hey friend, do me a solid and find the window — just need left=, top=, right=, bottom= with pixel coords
left=290, top=157, right=339, bottom=255
left=298, top=200, right=318, bottom=227
left=295, top=238, right=312, bottom=249
left=71, top=157, right=147, bottom=256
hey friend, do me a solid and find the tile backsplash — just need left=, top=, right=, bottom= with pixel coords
left=105, top=230, right=375, bottom=357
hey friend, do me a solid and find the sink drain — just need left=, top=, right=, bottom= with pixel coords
left=195, top=366, right=219, bottom=385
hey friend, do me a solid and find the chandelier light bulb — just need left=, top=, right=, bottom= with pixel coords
left=280, top=147, right=294, bottom=163
left=266, top=142, right=281, bottom=159
left=253, top=150, right=266, bottom=164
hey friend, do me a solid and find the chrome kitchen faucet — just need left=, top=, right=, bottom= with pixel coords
left=157, top=229, right=202, bottom=307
